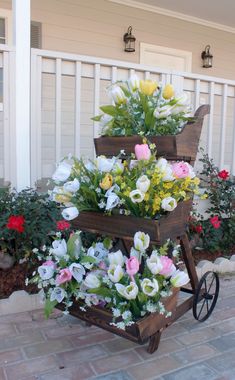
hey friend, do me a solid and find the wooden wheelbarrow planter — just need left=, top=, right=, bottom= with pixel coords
left=57, top=104, right=219, bottom=353
left=94, top=105, right=210, bottom=164
left=67, top=199, right=219, bottom=354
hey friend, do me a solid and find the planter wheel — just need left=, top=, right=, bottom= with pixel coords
left=193, top=271, right=220, bottom=322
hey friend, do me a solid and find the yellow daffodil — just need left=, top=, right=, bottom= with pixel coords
left=100, top=174, right=113, bottom=190
left=55, top=194, right=72, bottom=204
left=162, top=84, right=175, bottom=99
left=140, top=80, right=158, bottom=96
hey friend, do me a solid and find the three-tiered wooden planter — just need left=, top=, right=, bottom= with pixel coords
left=58, top=105, right=220, bottom=353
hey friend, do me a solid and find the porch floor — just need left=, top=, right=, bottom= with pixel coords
left=0, top=275, right=235, bottom=380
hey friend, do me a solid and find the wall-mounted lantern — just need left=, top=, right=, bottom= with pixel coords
left=123, top=26, right=136, bottom=52
left=201, top=45, right=213, bottom=68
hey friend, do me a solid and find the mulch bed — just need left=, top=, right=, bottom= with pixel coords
left=0, top=262, right=38, bottom=299
left=192, top=246, right=235, bottom=265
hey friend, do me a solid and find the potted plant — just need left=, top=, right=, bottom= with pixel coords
left=92, top=75, right=209, bottom=161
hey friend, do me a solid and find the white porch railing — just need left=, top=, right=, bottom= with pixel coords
left=2, top=47, right=235, bottom=186
left=0, top=44, right=15, bottom=186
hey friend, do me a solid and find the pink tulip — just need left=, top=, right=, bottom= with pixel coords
left=126, top=256, right=139, bottom=281
left=43, top=260, right=56, bottom=269
left=159, top=256, right=176, bottom=277
left=172, top=162, right=190, bottom=178
left=56, top=268, right=72, bottom=285
left=135, top=144, right=151, bottom=160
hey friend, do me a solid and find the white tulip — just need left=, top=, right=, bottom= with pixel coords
left=162, top=165, right=175, bottom=182
left=63, top=178, right=80, bottom=193
left=108, top=250, right=125, bottom=267
left=128, top=74, right=140, bottom=92
left=106, top=193, right=120, bottom=210
left=52, top=161, right=72, bottom=183
left=130, top=247, right=142, bottom=262
left=147, top=252, right=163, bottom=275
left=115, top=282, right=139, bottom=300
left=38, top=265, right=55, bottom=280
left=134, top=231, right=150, bottom=252
left=85, top=161, right=95, bottom=172
left=50, top=287, right=66, bottom=303
left=161, top=197, right=177, bottom=212
left=100, top=113, right=113, bottom=127
left=141, top=278, right=159, bottom=297
left=105, top=184, right=120, bottom=197
left=84, top=273, right=101, bottom=289
left=155, top=158, right=168, bottom=171
left=69, top=263, right=85, bottom=283
left=129, top=189, right=145, bottom=203
left=154, top=105, right=174, bottom=119
left=109, top=86, right=127, bottom=105
left=108, top=264, right=124, bottom=283
left=170, top=269, right=190, bottom=287
left=185, top=162, right=196, bottom=179
left=112, top=161, right=124, bottom=175
left=62, top=206, right=79, bottom=221
left=96, top=156, right=115, bottom=173
left=87, top=242, right=108, bottom=262
left=136, top=175, right=150, bottom=193
left=51, top=239, right=67, bottom=258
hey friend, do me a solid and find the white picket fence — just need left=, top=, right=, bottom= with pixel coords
left=1, top=46, right=235, bottom=186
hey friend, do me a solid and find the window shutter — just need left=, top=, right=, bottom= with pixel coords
left=31, top=21, right=42, bottom=49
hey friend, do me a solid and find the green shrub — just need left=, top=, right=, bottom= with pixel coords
left=189, top=154, right=235, bottom=253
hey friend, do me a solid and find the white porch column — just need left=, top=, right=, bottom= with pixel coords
left=13, top=0, right=31, bottom=190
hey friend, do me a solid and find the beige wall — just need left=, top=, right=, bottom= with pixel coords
left=1, top=0, right=235, bottom=79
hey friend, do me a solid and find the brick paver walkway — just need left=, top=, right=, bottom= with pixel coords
left=0, top=275, right=234, bottom=380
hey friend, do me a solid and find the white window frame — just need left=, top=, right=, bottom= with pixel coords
left=0, top=9, right=12, bottom=45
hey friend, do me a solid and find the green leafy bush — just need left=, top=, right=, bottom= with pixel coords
left=0, top=188, right=66, bottom=263
left=189, top=154, right=235, bottom=253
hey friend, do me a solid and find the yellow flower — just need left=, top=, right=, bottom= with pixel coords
left=144, top=192, right=150, bottom=201
left=140, top=80, right=158, bottom=96
left=100, top=174, right=113, bottom=190
left=162, top=84, right=174, bottom=99
left=163, top=182, right=173, bottom=190
left=55, top=194, right=71, bottom=204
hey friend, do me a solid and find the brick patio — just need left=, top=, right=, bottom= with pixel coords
left=0, top=275, right=234, bottom=380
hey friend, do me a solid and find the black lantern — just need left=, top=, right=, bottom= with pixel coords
left=123, top=26, right=136, bottom=52
left=201, top=45, right=213, bottom=68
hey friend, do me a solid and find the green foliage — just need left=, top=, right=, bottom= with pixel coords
left=0, top=188, right=62, bottom=262
left=189, top=154, right=235, bottom=253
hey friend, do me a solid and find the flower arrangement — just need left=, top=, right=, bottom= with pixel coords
left=50, top=144, right=200, bottom=220
left=31, top=230, right=189, bottom=328
left=92, top=75, right=192, bottom=136
left=189, top=154, right=235, bottom=253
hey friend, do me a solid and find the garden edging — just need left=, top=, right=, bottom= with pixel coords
left=196, top=254, right=235, bottom=277
left=0, top=290, right=43, bottom=316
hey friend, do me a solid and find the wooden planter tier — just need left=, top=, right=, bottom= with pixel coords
left=94, top=105, right=210, bottom=163
left=72, top=200, right=192, bottom=245
left=56, top=288, right=179, bottom=347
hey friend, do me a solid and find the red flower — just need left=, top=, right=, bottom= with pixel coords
left=210, top=216, right=221, bottom=229
left=218, top=170, right=229, bottom=180
left=6, top=215, right=25, bottom=233
left=56, top=220, right=71, bottom=231
left=195, top=225, right=203, bottom=234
